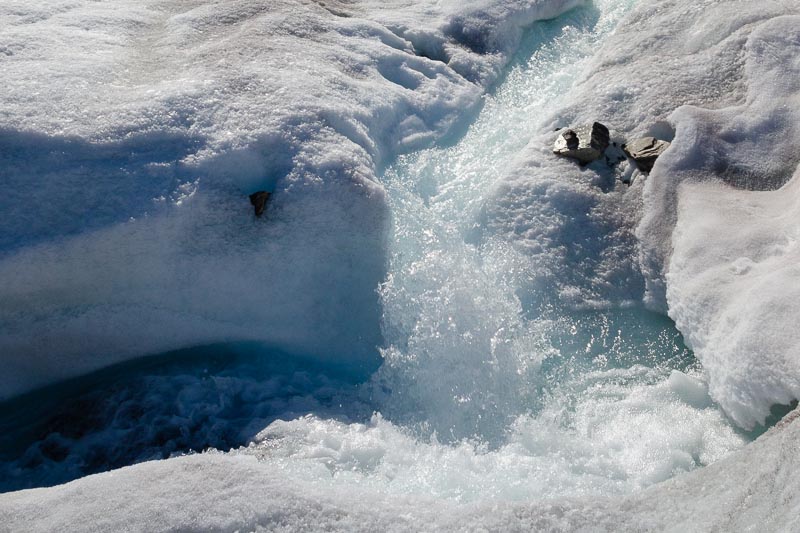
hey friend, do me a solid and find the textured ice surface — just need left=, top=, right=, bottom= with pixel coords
left=669, top=167, right=800, bottom=429
left=0, top=346, right=378, bottom=492
left=0, top=1, right=746, bottom=498
left=495, top=0, right=799, bottom=310
left=637, top=11, right=800, bottom=428
left=3, top=0, right=800, bottom=529
left=0, top=0, right=584, bottom=397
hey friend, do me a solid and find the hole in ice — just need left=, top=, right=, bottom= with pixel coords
left=747, top=399, right=800, bottom=439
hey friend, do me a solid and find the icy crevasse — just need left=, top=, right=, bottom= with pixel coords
left=483, top=0, right=800, bottom=428
left=0, top=0, right=585, bottom=398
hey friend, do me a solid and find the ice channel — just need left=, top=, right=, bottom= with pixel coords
left=0, top=0, right=749, bottom=501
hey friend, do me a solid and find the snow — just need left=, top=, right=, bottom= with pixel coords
left=479, top=0, right=784, bottom=311
left=1, top=408, right=798, bottom=532
left=574, top=4, right=800, bottom=429
left=0, top=0, right=584, bottom=398
left=3, top=0, right=800, bottom=528
left=668, top=167, right=800, bottom=429
left=629, top=3, right=800, bottom=311
left=661, top=14, right=800, bottom=429
left=482, top=0, right=800, bottom=429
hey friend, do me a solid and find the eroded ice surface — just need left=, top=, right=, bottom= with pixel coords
left=0, top=0, right=587, bottom=397
left=0, top=0, right=747, bottom=504
left=2, top=0, right=800, bottom=530
left=3, top=414, right=800, bottom=532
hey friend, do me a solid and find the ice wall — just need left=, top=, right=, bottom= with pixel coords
left=669, top=169, right=800, bottom=429
left=484, top=0, right=800, bottom=428
left=643, top=12, right=800, bottom=427
left=0, top=0, right=584, bottom=398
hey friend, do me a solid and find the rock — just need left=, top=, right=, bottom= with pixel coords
left=622, top=137, right=670, bottom=173
left=553, top=122, right=610, bottom=164
left=563, top=129, right=579, bottom=150
left=249, top=191, right=270, bottom=217
left=591, top=122, right=610, bottom=151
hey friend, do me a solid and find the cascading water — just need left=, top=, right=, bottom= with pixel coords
left=242, top=0, right=747, bottom=502
left=0, top=0, right=748, bottom=501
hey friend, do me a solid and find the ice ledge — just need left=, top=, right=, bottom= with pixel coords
left=651, top=14, right=800, bottom=428
left=0, top=0, right=585, bottom=398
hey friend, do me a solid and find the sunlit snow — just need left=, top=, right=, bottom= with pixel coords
left=1, top=0, right=800, bottom=531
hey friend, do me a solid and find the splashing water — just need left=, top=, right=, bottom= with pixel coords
left=243, top=0, right=747, bottom=502
left=0, top=0, right=748, bottom=501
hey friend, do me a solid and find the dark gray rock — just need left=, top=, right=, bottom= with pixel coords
left=249, top=191, right=270, bottom=217
left=553, top=122, right=610, bottom=164
left=623, top=137, right=670, bottom=173
left=563, top=129, right=579, bottom=150
left=590, top=122, right=610, bottom=152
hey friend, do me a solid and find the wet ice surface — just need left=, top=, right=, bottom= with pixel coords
left=4, top=0, right=800, bottom=528
left=0, top=312, right=746, bottom=497
left=0, top=346, right=374, bottom=492
left=0, top=1, right=749, bottom=500
left=241, top=2, right=747, bottom=502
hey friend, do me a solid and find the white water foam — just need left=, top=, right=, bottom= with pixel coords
left=239, top=0, right=746, bottom=503
left=4, top=0, right=800, bottom=529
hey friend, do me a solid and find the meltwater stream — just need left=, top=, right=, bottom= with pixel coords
left=0, top=0, right=748, bottom=500
left=244, top=0, right=746, bottom=501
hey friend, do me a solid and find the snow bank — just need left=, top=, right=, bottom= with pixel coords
left=484, top=0, right=800, bottom=426
left=1, top=407, right=797, bottom=532
left=668, top=168, right=800, bottom=428
left=0, top=0, right=583, bottom=398
left=641, top=11, right=800, bottom=428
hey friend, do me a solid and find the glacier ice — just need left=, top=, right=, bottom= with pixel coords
left=2, top=1, right=747, bottom=500
left=2, top=0, right=800, bottom=529
left=661, top=14, right=800, bottom=429
left=0, top=411, right=798, bottom=532
left=0, top=0, right=585, bottom=397
left=669, top=165, right=800, bottom=429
